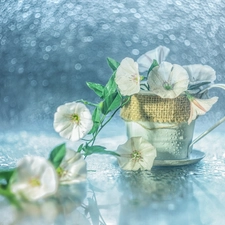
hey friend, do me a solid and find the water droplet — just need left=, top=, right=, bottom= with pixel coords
left=75, top=63, right=82, bottom=70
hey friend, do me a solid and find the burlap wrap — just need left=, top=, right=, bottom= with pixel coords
left=120, top=94, right=191, bottom=123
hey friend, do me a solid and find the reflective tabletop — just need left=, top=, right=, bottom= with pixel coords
left=1, top=124, right=225, bottom=225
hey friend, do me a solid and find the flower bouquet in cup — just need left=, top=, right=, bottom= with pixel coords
left=53, top=46, right=225, bottom=170
left=1, top=46, right=225, bottom=211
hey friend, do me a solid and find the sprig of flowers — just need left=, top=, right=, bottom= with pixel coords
left=51, top=57, right=158, bottom=171
left=53, top=58, right=130, bottom=158
left=0, top=144, right=87, bottom=207
left=51, top=46, right=225, bottom=172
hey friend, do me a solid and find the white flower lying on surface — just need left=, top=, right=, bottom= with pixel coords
left=186, top=93, right=218, bottom=124
left=148, top=61, right=189, bottom=98
left=183, top=64, right=216, bottom=93
left=10, top=156, right=58, bottom=201
left=137, top=45, right=170, bottom=73
left=116, top=137, right=156, bottom=171
left=115, top=57, right=140, bottom=96
left=57, top=148, right=87, bottom=185
left=54, top=102, right=93, bottom=142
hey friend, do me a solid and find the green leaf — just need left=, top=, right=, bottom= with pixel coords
left=107, top=57, right=120, bottom=71
left=147, top=59, right=159, bottom=75
left=121, top=96, right=131, bottom=107
left=92, top=106, right=102, bottom=123
left=49, top=143, right=66, bottom=169
left=0, top=188, right=21, bottom=209
left=108, top=93, right=122, bottom=111
left=188, top=82, right=211, bottom=90
left=77, top=143, right=84, bottom=153
left=88, top=107, right=102, bottom=134
left=89, top=123, right=100, bottom=135
left=101, top=92, right=122, bottom=115
left=0, top=170, right=14, bottom=184
left=84, top=145, right=120, bottom=157
left=103, top=72, right=117, bottom=98
left=86, top=82, right=105, bottom=98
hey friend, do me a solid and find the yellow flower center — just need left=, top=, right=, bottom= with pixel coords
left=71, top=113, right=80, bottom=123
left=29, top=178, right=41, bottom=187
left=56, top=166, right=64, bottom=177
left=131, top=150, right=142, bottom=161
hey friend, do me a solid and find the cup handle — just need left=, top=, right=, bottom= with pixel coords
left=189, top=83, right=225, bottom=155
left=188, top=115, right=225, bottom=153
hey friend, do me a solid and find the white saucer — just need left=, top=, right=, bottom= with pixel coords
left=153, top=150, right=205, bottom=167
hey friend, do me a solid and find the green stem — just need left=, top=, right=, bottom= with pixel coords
left=140, top=83, right=149, bottom=90
left=82, top=105, right=122, bottom=155
left=90, top=114, right=107, bottom=146
left=80, top=95, right=130, bottom=156
left=91, top=96, right=130, bottom=145
left=77, top=99, right=97, bottom=107
left=0, top=188, right=21, bottom=209
left=185, top=91, right=194, bottom=101
left=101, top=106, right=121, bottom=128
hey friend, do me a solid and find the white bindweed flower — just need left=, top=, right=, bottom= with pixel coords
left=183, top=64, right=216, bottom=86
left=116, top=137, right=156, bottom=171
left=115, top=57, right=140, bottom=96
left=148, top=61, right=189, bottom=98
left=54, top=102, right=93, bottom=142
left=57, top=148, right=87, bottom=184
left=137, top=46, right=170, bottom=73
left=187, top=94, right=218, bottom=124
left=183, top=64, right=216, bottom=93
left=10, top=156, right=58, bottom=201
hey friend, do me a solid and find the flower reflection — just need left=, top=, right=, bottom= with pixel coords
left=12, top=182, right=87, bottom=224
left=118, top=171, right=203, bottom=225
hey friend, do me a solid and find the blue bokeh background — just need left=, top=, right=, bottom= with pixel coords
left=1, top=3, right=225, bottom=224
left=1, top=0, right=225, bottom=130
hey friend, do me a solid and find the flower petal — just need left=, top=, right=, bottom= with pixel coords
left=116, top=137, right=156, bottom=171
left=139, top=140, right=157, bottom=170
left=148, top=62, right=189, bottom=98
left=59, top=123, right=75, bottom=140
left=187, top=96, right=218, bottom=124
left=10, top=156, right=58, bottom=201
left=59, top=149, right=87, bottom=184
left=115, top=57, right=140, bottom=96
left=183, top=64, right=216, bottom=85
left=137, top=46, right=170, bottom=73
left=53, top=102, right=93, bottom=142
